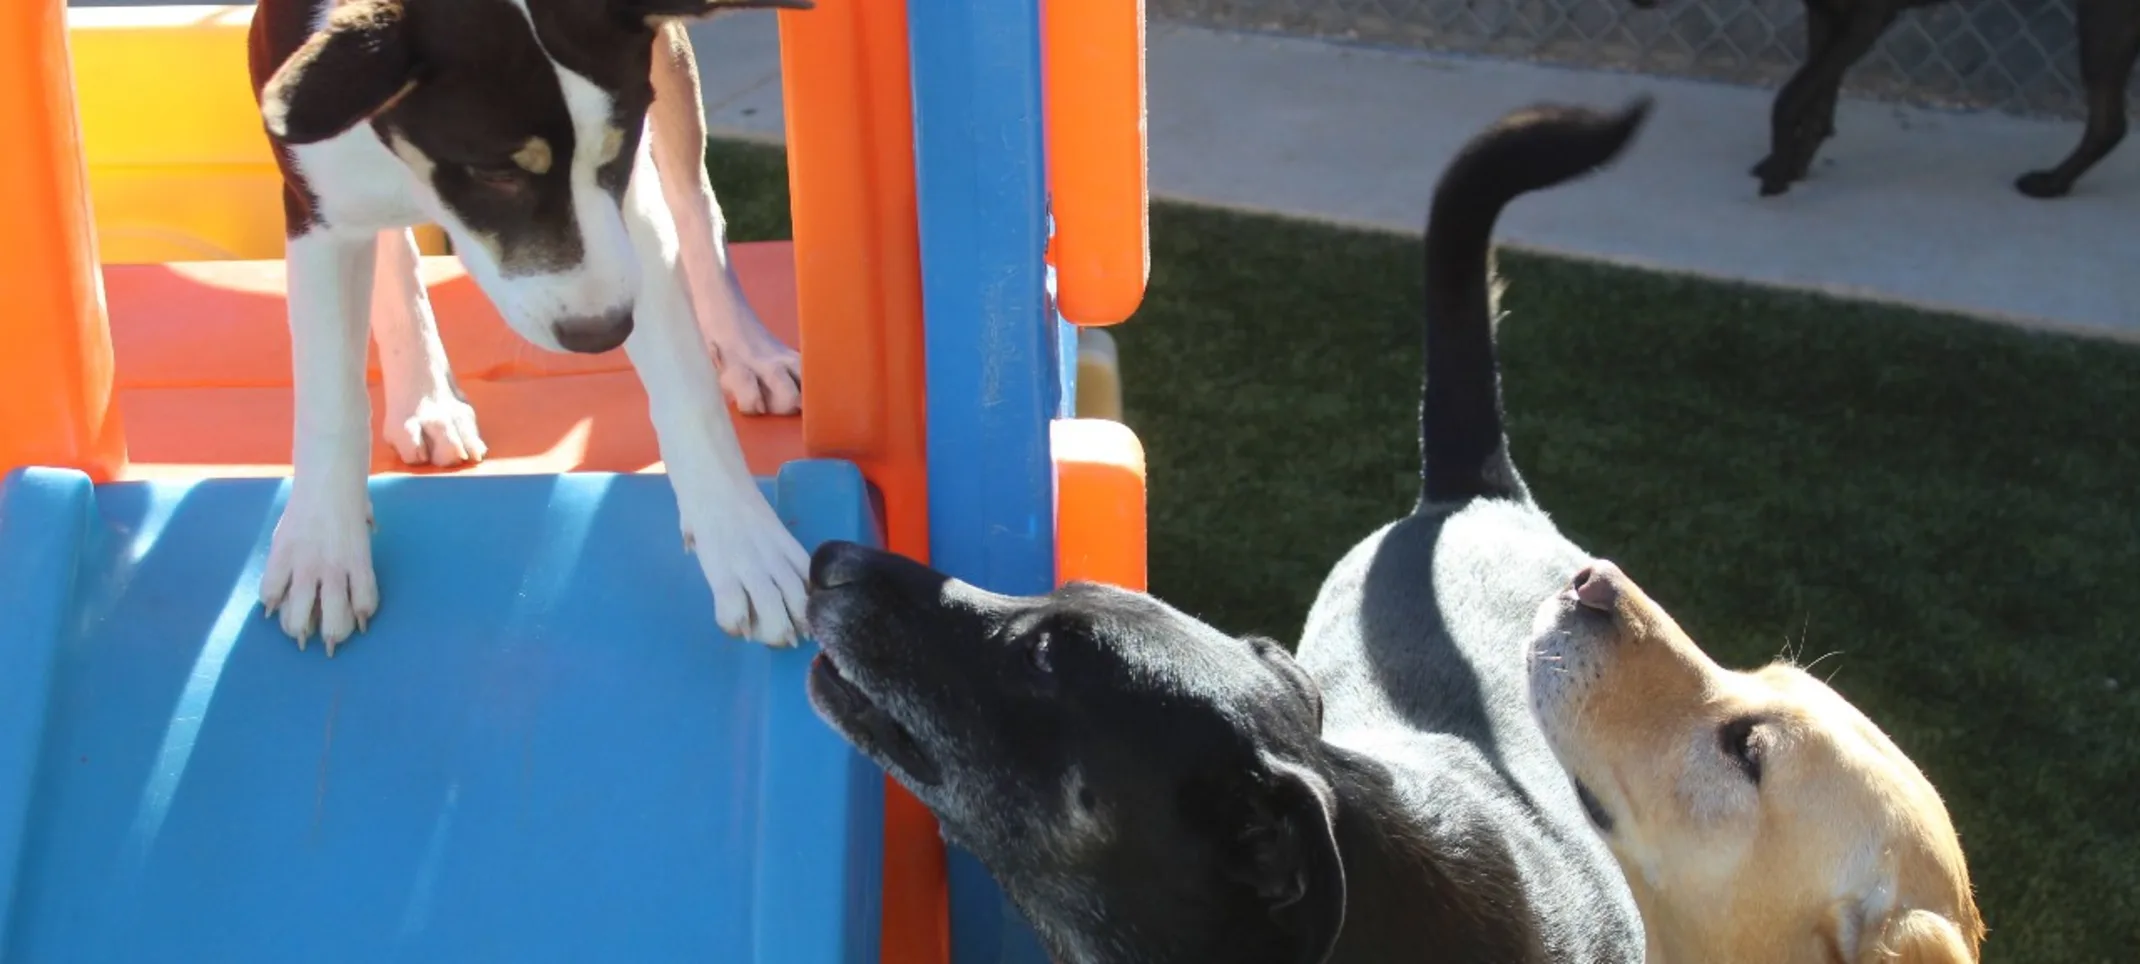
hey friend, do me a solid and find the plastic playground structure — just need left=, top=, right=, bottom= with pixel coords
left=0, top=1, right=1149, bottom=962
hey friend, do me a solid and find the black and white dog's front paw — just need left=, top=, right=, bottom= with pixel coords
left=709, top=322, right=803, bottom=418
left=383, top=379, right=487, bottom=468
left=259, top=490, right=379, bottom=656
left=680, top=485, right=811, bottom=648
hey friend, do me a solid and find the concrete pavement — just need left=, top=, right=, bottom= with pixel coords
left=691, top=12, right=2140, bottom=341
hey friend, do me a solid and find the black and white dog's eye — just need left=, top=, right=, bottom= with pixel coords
left=466, top=164, right=522, bottom=187
left=1027, top=633, right=1054, bottom=675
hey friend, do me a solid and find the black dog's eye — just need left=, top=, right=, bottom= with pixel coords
left=1719, top=717, right=1764, bottom=785
left=1026, top=632, right=1054, bottom=675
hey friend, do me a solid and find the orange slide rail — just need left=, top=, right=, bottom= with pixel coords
left=777, top=2, right=948, bottom=962
left=0, top=0, right=127, bottom=481
left=1043, top=0, right=1150, bottom=327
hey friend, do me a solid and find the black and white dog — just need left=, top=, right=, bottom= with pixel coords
left=248, top=0, right=810, bottom=654
left=802, top=101, right=1653, bottom=964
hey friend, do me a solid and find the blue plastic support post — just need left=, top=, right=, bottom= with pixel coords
left=906, top=0, right=1059, bottom=962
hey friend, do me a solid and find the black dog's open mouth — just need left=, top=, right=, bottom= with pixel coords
left=806, top=654, right=943, bottom=787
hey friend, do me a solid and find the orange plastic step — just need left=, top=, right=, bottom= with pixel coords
left=106, top=242, right=805, bottom=480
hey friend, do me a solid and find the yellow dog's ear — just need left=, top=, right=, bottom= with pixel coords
left=1835, top=906, right=1978, bottom=963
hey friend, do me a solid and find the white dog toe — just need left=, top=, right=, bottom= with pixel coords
left=260, top=498, right=378, bottom=656
left=709, top=329, right=803, bottom=417
left=385, top=392, right=486, bottom=468
left=684, top=501, right=810, bottom=648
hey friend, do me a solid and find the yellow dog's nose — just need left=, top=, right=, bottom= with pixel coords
left=1571, top=561, right=1623, bottom=612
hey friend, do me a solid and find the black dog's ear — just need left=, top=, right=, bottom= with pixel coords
left=1246, top=636, right=1324, bottom=731
left=260, top=0, right=418, bottom=145
left=1231, top=755, right=1347, bottom=964
left=622, top=0, right=815, bottom=25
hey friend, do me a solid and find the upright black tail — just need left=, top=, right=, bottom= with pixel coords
left=1418, top=97, right=1652, bottom=506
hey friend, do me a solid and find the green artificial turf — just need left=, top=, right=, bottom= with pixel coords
left=707, top=138, right=2140, bottom=962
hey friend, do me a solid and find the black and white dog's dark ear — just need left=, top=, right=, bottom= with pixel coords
left=1232, top=755, right=1347, bottom=964
left=260, top=0, right=418, bottom=145
left=1246, top=636, right=1325, bottom=732
left=622, top=0, right=816, bottom=25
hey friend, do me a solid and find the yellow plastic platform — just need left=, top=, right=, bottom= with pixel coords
left=1075, top=327, right=1123, bottom=422
left=67, top=4, right=444, bottom=264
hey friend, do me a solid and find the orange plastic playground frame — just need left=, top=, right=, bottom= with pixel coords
left=0, top=0, right=126, bottom=481
left=778, top=3, right=947, bottom=960
left=1044, top=0, right=1150, bottom=327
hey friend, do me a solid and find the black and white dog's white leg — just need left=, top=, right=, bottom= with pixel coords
left=371, top=228, right=486, bottom=467
left=623, top=135, right=810, bottom=647
left=648, top=23, right=802, bottom=417
left=261, top=230, right=382, bottom=655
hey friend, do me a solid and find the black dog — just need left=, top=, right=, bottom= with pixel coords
left=1732, top=0, right=2140, bottom=197
left=803, top=100, right=1651, bottom=964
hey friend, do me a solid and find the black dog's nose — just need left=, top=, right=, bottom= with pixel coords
left=553, top=308, right=634, bottom=354
left=811, top=540, right=877, bottom=591
left=1571, top=562, right=1621, bottom=612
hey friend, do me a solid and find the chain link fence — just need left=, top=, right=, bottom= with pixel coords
left=1153, top=0, right=2134, bottom=120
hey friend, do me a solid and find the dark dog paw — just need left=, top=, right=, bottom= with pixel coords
left=2015, top=170, right=2071, bottom=199
left=1752, top=155, right=1800, bottom=196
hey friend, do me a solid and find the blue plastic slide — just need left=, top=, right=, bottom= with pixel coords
left=0, top=463, right=883, bottom=963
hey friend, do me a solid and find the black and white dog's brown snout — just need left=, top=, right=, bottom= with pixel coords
left=552, top=307, right=635, bottom=354
left=1570, top=561, right=1625, bottom=613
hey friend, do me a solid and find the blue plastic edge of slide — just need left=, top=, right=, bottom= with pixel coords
left=0, top=467, right=97, bottom=955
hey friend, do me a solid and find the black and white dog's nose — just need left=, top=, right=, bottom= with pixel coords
left=553, top=308, right=634, bottom=354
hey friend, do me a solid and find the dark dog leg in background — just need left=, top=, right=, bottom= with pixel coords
left=1751, top=2, right=1839, bottom=179
left=2015, top=0, right=2140, bottom=198
left=1804, top=6, right=1843, bottom=143
left=1756, top=1, right=1902, bottom=196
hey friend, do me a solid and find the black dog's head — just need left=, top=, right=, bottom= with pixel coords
left=806, top=541, right=1347, bottom=964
